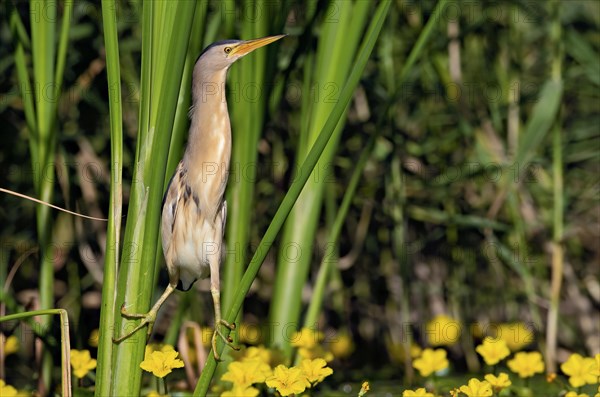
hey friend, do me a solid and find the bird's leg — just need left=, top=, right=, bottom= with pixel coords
left=210, top=275, right=239, bottom=360
left=207, top=207, right=239, bottom=360
left=113, top=284, right=176, bottom=343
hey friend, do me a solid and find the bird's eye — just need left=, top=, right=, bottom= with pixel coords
left=224, top=47, right=232, bottom=54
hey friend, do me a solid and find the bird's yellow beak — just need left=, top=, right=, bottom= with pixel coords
left=230, top=34, right=286, bottom=57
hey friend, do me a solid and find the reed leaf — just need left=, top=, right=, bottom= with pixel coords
left=95, top=0, right=123, bottom=394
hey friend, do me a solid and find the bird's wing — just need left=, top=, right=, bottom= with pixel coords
left=221, top=200, right=227, bottom=237
left=161, top=162, right=184, bottom=258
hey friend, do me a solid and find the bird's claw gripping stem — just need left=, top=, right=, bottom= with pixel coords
left=113, top=284, right=176, bottom=344
left=211, top=318, right=239, bottom=361
left=112, top=304, right=157, bottom=343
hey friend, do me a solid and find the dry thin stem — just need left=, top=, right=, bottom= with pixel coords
left=0, top=188, right=108, bottom=221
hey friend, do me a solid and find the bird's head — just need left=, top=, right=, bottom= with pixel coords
left=196, top=35, right=285, bottom=72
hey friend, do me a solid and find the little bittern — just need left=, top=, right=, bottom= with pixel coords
left=114, top=34, right=285, bottom=360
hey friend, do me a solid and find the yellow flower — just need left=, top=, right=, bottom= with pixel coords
left=329, top=331, right=354, bottom=359
left=358, top=381, right=370, bottom=397
left=70, top=349, right=97, bottom=379
left=265, top=365, right=310, bottom=396
left=0, top=380, right=17, bottom=397
left=222, top=360, right=272, bottom=386
left=140, top=349, right=184, bottom=378
left=403, top=387, right=434, bottom=397
left=592, top=353, right=600, bottom=378
left=484, top=372, right=511, bottom=392
left=291, top=328, right=324, bottom=349
left=145, top=343, right=175, bottom=356
left=242, top=345, right=272, bottom=365
left=4, top=335, right=19, bottom=356
left=449, top=388, right=460, bottom=397
left=565, top=392, right=590, bottom=397
left=476, top=337, right=510, bottom=365
left=459, top=378, right=492, bottom=397
left=300, top=358, right=333, bottom=384
left=201, top=327, right=213, bottom=348
left=291, top=328, right=334, bottom=362
left=412, top=348, right=449, bottom=377
left=507, top=351, right=544, bottom=378
left=492, top=323, right=534, bottom=351
left=88, top=329, right=99, bottom=348
left=426, top=315, right=461, bottom=346
left=546, top=373, right=557, bottom=383
left=221, top=385, right=260, bottom=397
left=238, top=323, right=262, bottom=345
left=561, top=353, right=598, bottom=387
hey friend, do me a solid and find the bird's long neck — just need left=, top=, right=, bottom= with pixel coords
left=183, top=67, right=232, bottom=218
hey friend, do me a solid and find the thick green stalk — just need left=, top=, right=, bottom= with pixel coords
left=95, top=0, right=123, bottom=394
left=30, top=3, right=56, bottom=389
left=28, top=0, right=73, bottom=391
left=194, top=1, right=391, bottom=393
left=546, top=0, right=564, bottom=374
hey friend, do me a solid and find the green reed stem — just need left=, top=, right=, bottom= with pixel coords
left=95, top=0, right=123, bottom=394
left=546, top=0, right=564, bottom=374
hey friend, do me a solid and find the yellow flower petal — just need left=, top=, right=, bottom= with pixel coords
left=300, top=358, right=333, bottom=384
left=565, top=392, right=590, bottom=397
left=492, top=323, right=534, bottom=351
left=459, top=378, right=492, bottom=397
left=88, top=329, right=99, bottom=348
left=4, top=335, right=20, bottom=356
left=140, top=349, right=184, bottom=378
left=238, top=323, right=262, bottom=345
left=221, top=360, right=272, bottom=386
left=426, top=315, right=461, bottom=346
left=221, top=385, right=260, bottom=397
left=412, top=348, right=449, bottom=377
left=291, top=328, right=323, bottom=349
left=593, top=353, right=600, bottom=377
left=358, top=381, right=370, bottom=397
left=0, top=380, right=18, bottom=397
left=484, top=372, right=511, bottom=391
left=476, top=337, right=510, bottom=366
left=561, top=353, right=598, bottom=387
left=507, top=351, right=544, bottom=378
left=403, top=387, right=434, bottom=397
left=242, top=346, right=272, bottom=366
left=329, top=332, right=354, bottom=359
left=70, top=349, right=97, bottom=379
left=266, top=365, right=310, bottom=396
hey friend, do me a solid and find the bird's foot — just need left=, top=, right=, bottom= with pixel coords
left=211, top=319, right=239, bottom=361
left=112, top=303, right=157, bottom=343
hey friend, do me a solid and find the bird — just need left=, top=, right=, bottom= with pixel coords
left=113, top=34, right=286, bottom=360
